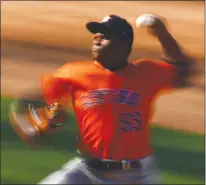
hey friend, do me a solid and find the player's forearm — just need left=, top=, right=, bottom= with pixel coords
left=158, top=30, right=193, bottom=87
left=10, top=98, right=67, bottom=147
left=157, top=31, right=188, bottom=63
left=13, top=98, right=66, bottom=129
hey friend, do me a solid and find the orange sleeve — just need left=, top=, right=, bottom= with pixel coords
left=147, top=59, right=181, bottom=91
left=40, top=64, right=74, bottom=107
left=41, top=74, right=73, bottom=106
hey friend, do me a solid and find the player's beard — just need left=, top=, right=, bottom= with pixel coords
left=92, top=49, right=116, bottom=69
left=92, top=47, right=110, bottom=64
left=92, top=42, right=130, bottom=70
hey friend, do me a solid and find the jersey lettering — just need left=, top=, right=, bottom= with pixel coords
left=119, top=112, right=143, bottom=131
left=80, top=89, right=142, bottom=110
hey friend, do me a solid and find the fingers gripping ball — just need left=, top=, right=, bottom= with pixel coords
left=136, top=14, right=167, bottom=36
left=9, top=99, right=67, bottom=147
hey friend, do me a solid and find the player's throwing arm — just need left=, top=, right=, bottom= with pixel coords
left=136, top=14, right=192, bottom=87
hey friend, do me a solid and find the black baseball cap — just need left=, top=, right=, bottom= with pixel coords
left=86, top=15, right=134, bottom=44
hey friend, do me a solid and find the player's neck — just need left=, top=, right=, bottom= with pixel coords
left=93, top=60, right=128, bottom=71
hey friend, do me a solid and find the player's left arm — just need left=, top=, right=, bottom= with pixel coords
left=156, top=27, right=193, bottom=88
left=149, top=17, right=194, bottom=87
left=137, top=14, right=194, bottom=89
left=9, top=67, right=73, bottom=147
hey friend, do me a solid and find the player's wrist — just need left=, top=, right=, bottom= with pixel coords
left=159, top=29, right=172, bottom=39
left=29, top=104, right=66, bottom=133
left=9, top=98, right=65, bottom=147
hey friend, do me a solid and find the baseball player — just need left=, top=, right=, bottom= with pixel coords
left=9, top=14, right=192, bottom=184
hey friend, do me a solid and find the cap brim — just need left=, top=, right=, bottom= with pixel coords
left=86, top=22, right=110, bottom=34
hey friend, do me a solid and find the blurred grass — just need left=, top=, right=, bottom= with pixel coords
left=1, top=96, right=205, bottom=184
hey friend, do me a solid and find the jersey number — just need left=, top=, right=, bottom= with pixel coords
left=119, top=112, right=142, bottom=131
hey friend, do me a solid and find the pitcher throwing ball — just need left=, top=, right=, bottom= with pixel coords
left=9, top=14, right=192, bottom=184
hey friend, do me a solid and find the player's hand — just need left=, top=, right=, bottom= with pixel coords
left=135, top=14, right=168, bottom=38
left=9, top=99, right=67, bottom=147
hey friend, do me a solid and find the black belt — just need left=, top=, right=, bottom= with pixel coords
left=85, top=159, right=141, bottom=171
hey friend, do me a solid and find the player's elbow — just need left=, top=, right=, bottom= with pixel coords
left=175, top=57, right=194, bottom=88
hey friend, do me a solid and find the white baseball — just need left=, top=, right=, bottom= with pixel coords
left=135, top=14, right=158, bottom=28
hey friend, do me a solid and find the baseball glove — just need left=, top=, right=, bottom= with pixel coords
left=9, top=99, right=67, bottom=147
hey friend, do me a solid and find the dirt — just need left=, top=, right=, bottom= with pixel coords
left=1, top=1, right=204, bottom=134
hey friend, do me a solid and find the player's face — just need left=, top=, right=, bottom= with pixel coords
left=92, top=32, right=131, bottom=68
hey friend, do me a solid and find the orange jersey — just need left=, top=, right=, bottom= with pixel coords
left=41, top=59, right=180, bottom=160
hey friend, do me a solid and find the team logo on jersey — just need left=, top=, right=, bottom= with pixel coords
left=80, top=89, right=142, bottom=110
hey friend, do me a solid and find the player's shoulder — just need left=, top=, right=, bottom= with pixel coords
left=60, top=60, right=93, bottom=69
left=130, top=58, right=158, bottom=70
left=132, top=58, right=175, bottom=66
left=54, top=61, right=93, bottom=77
left=131, top=58, right=156, bottom=65
left=131, top=58, right=170, bottom=68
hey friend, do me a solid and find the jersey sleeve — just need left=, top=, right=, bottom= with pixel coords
left=40, top=65, right=74, bottom=107
left=150, top=59, right=181, bottom=91
left=134, top=59, right=181, bottom=92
